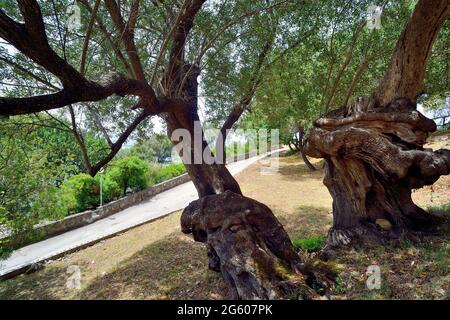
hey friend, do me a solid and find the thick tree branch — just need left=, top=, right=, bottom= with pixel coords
left=165, top=0, right=207, bottom=95
left=89, top=111, right=149, bottom=176
left=0, top=2, right=160, bottom=116
left=128, top=0, right=141, bottom=32
left=374, top=0, right=450, bottom=106
left=78, top=0, right=133, bottom=76
left=0, top=73, right=159, bottom=116
left=0, top=90, right=84, bottom=115
left=105, top=0, right=146, bottom=81
left=0, top=1, right=85, bottom=87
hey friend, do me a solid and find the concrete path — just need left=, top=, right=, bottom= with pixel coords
left=0, top=151, right=278, bottom=279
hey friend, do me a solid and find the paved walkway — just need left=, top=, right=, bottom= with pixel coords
left=0, top=152, right=278, bottom=278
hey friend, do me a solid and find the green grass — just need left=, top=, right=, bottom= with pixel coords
left=292, top=235, right=326, bottom=252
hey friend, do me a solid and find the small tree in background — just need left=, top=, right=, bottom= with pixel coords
left=107, top=157, right=150, bottom=196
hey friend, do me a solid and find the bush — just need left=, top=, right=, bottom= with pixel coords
left=33, top=186, right=74, bottom=221
left=292, top=236, right=326, bottom=252
left=158, top=163, right=186, bottom=182
left=95, top=174, right=121, bottom=204
left=107, top=156, right=150, bottom=196
left=148, top=162, right=186, bottom=185
left=60, top=173, right=99, bottom=212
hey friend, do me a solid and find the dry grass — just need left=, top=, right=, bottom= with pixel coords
left=0, top=134, right=448, bottom=300
left=412, top=131, right=450, bottom=209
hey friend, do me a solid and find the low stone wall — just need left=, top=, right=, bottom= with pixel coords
left=2, top=173, right=191, bottom=249
left=1, top=150, right=274, bottom=249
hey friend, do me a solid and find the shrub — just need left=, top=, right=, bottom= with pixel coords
left=60, top=173, right=99, bottom=212
left=292, top=236, right=326, bottom=252
left=33, top=186, right=74, bottom=221
left=148, top=163, right=163, bottom=185
left=149, top=162, right=186, bottom=185
left=95, top=174, right=121, bottom=203
left=107, top=156, right=150, bottom=196
left=158, top=163, right=186, bottom=182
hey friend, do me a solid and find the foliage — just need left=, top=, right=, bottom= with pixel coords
left=0, top=114, right=112, bottom=235
left=0, top=118, right=73, bottom=231
left=60, top=174, right=99, bottom=213
left=0, top=0, right=448, bottom=247
left=107, top=156, right=150, bottom=196
left=292, top=236, right=326, bottom=252
left=334, top=275, right=348, bottom=294
left=95, top=174, right=121, bottom=204
left=123, top=134, right=173, bottom=164
left=148, top=163, right=187, bottom=185
left=242, top=1, right=449, bottom=141
left=0, top=111, right=181, bottom=238
left=427, top=203, right=450, bottom=217
left=420, top=95, right=450, bottom=131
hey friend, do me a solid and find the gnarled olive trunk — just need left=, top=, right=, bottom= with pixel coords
left=162, top=67, right=334, bottom=299
left=306, top=98, right=450, bottom=246
left=164, top=100, right=335, bottom=299
left=305, top=0, right=450, bottom=247
left=180, top=190, right=333, bottom=299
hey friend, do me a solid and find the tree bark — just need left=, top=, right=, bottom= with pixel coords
left=165, top=65, right=334, bottom=299
left=306, top=0, right=450, bottom=247
left=164, top=99, right=242, bottom=197
left=306, top=100, right=450, bottom=246
left=298, top=127, right=316, bottom=172
left=181, top=190, right=337, bottom=299
left=373, top=0, right=450, bottom=107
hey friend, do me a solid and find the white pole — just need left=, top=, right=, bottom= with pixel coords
left=100, top=170, right=103, bottom=207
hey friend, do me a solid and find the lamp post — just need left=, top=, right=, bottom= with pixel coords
left=99, top=168, right=104, bottom=207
